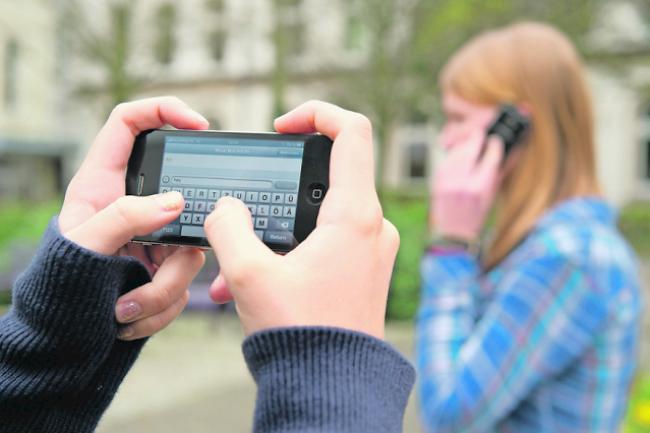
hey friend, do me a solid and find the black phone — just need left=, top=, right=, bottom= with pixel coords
left=485, top=104, right=530, bottom=161
left=126, top=129, right=333, bottom=253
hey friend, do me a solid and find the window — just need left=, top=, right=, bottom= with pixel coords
left=273, top=0, right=305, bottom=59
left=206, top=0, right=225, bottom=13
left=407, top=142, right=428, bottom=180
left=205, top=0, right=228, bottom=63
left=4, top=39, right=19, bottom=109
left=344, top=14, right=364, bottom=51
left=154, top=4, right=176, bottom=65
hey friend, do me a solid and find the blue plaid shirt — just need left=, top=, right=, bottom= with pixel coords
left=416, top=197, right=643, bottom=433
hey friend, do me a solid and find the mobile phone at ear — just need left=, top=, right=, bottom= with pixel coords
left=126, top=129, right=333, bottom=253
left=485, top=104, right=530, bottom=161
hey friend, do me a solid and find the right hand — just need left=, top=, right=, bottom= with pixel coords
left=430, top=132, right=503, bottom=242
left=204, top=101, right=399, bottom=339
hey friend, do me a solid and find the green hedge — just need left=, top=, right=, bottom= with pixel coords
left=618, top=201, right=650, bottom=258
left=381, top=190, right=429, bottom=320
left=625, top=374, right=650, bottom=433
left=0, top=199, right=61, bottom=296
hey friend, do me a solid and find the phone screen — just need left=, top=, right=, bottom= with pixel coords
left=155, top=134, right=305, bottom=248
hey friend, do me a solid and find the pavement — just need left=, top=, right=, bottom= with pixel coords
left=97, top=314, right=421, bottom=433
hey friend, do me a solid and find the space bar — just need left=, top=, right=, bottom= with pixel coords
left=181, top=225, right=206, bottom=238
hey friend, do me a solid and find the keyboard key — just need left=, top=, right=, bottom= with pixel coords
left=259, top=192, right=271, bottom=203
left=264, top=230, right=294, bottom=246
left=172, top=187, right=183, bottom=193
left=285, top=193, right=297, bottom=204
left=272, top=193, right=285, bottom=204
left=271, top=206, right=283, bottom=217
left=255, top=217, right=268, bottom=229
left=196, top=189, right=208, bottom=200
left=152, top=224, right=181, bottom=237
left=257, top=204, right=270, bottom=216
left=181, top=225, right=206, bottom=238
left=184, top=188, right=196, bottom=199
left=247, top=204, right=257, bottom=216
left=180, top=213, right=192, bottom=224
left=254, top=230, right=264, bottom=240
left=192, top=213, right=205, bottom=225
left=194, top=201, right=206, bottom=212
left=160, top=187, right=170, bottom=194
left=234, top=191, right=245, bottom=200
left=221, top=190, right=233, bottom=197
left=184, top=201, right=193, bottom=211
left=246, top=191, right=259, bottom=202
left=209, top=189, right=220, bottom=200
left=269, top=218, right=294, bottom=231
left=283, top=206, right=295, bottom=217
left=207, top=202, right=216, bottom=212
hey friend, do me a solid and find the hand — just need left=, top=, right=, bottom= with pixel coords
left=431, top=131, right=503, bottom=242
left=204, top=101, right=399, bottom=339
left=59, top=97, right=208, bottom=340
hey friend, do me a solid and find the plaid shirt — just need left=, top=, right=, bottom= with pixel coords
left=416, top=197, right=643, bottom=433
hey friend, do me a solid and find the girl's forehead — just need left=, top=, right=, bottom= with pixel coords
left=442, top=92, right=491, bottom=113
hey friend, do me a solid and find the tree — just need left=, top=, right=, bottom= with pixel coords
left=332, top=0, right=602, bottom=190
left=61, top=0, right=140, bottom=113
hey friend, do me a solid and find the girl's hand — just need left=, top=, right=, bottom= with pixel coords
left=431, top=132, right=503, bottom=242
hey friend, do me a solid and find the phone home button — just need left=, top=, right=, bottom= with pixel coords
left=307, top=183, right=327, bottom=205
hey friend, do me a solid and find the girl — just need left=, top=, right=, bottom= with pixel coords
left=417, top=22, right=642, bottom=433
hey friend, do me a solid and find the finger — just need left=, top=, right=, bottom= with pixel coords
left=474, top=136, right=504, bottom=183
left=117, top=290, right=190, bottom=341
left=209, top=273, right=234, bottom=304
left=81, top=96, right=209, bottom=175
left=120, top=243, right=158, bottom=275
left=274, top=100, right=375, bottom=194
left=147, top=244, right=180, bottom=267
left=204, top=197, right=275, bottom=288
left=64, top=191, right=184, bottom=255
left=115, top=247, right=205, bottom=324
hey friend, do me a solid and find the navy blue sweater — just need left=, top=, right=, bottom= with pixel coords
left=0, top=221, right=415, bottom=432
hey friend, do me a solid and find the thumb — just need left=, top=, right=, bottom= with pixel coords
left=63, top=191, right=184, bottom=255
left=204, top=197, right=274, bottom=284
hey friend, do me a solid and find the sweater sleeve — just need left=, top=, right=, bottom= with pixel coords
left=243, top=327, right=416, bottom=433
left=0, top=218, right=151, bottom=432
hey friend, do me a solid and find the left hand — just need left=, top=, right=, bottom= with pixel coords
left=431, top=132, right=504, bottom=242
left=59, top=97, right=209, bottom=340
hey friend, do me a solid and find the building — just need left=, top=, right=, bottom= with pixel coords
left=0, top=0, right=75, bottom=201
left=3, top=0, right=650, bottom=206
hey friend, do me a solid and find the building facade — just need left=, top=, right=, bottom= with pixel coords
left=3, top=0, right=650, bottom=206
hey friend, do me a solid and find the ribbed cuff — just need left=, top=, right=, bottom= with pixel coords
left=12, top=217, right=150, bottom=349
left=0, top=218, right=152, bottom=432
left=243, top=327, right=415, bottom=433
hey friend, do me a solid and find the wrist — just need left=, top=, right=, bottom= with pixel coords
left=428, top=233, right=480, bottom=256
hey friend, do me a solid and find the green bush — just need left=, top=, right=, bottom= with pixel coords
left=381, top=190, right=429, bottom=321
left=0, top=199, right=61, bottom=295
left=619, top=201, right=650, bottom=258
left=625, top=374, right=650, bottom=433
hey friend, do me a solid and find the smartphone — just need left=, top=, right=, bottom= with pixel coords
left=126, top=129, right=333, bottom=253
left=485, top=104, right=530, bottom=162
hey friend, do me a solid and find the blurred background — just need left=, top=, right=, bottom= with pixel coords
left=1, top=0, right=650, bottom=431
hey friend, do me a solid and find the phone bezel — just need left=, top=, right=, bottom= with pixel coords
left=126, top=129, right=332, bottom=252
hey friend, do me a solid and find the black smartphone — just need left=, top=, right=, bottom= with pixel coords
left=126, top=129, right=333, bottom=253
left=485, top=104, right=530, bottom=162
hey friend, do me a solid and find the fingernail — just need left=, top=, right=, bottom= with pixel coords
left=155, top=191, right=184, bottom=211
left=116, top=301, right=142, bottom=323
left=118, top=325, right=135, bottom=340
left=189, top=109, right=209, bottom=126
